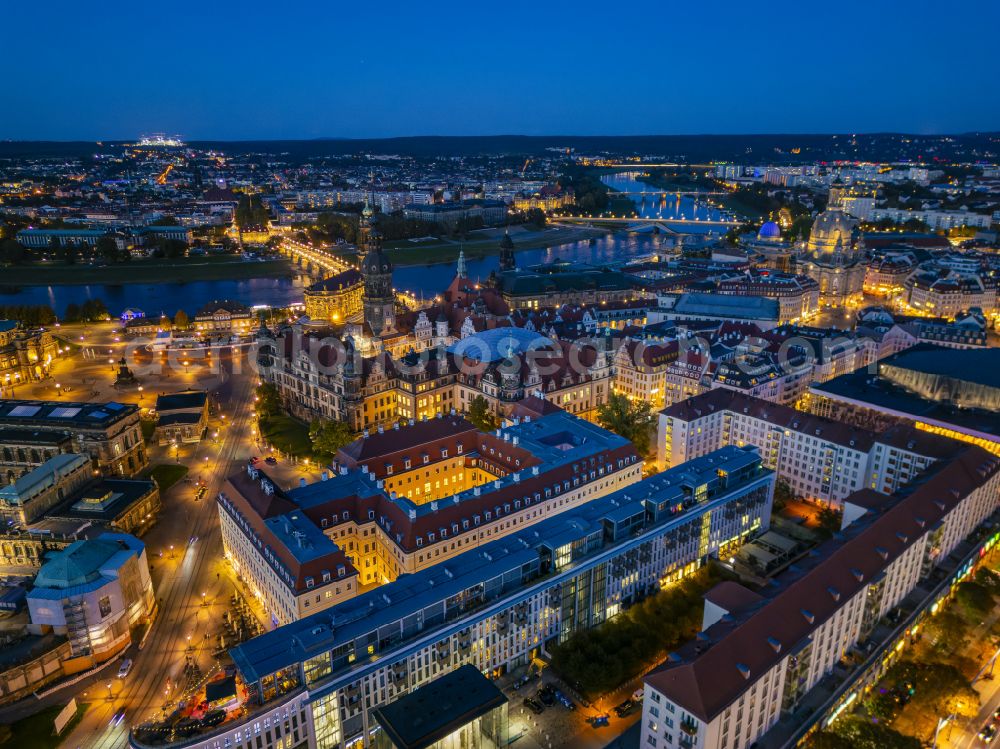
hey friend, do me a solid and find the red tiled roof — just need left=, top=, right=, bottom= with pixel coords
left=646, top=445, right=1000, bottom=722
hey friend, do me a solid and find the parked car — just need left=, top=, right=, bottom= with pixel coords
left=554, top=689, right=575, bottom=709
left=538, top=685, right=556, bottom=706
left=980, top=723, right=998, bottom=744
left=614, top=698, right=638, bottom=718
left=523, top=697, right=545, bottom=715
left=117, top=658, right=133, bottom=679
left=590, top=714, right=610, bottom=728
left=264, top=456, right=277, bottom=465
left=512, top=674, right=531, bottom=690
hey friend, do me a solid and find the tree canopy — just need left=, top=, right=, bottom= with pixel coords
left=466, top=395, right=499, bottom=432
left=255, top=382, right=281, bottom=419
left=596, top=392, right=654, bottom=456
left=309, top=419, right=354, bottom=461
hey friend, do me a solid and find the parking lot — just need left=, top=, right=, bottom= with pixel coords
left=498, top=667, right=643, bottom=749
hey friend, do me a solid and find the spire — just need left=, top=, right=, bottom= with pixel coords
left=457, top=249, right=467, bottom=279
left=499, top=228, right=516, bottom=272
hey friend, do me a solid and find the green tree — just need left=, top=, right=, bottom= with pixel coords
left=466, top=395, right=498, bottom=431
left=80, top=298, right=109, bottom=321
left=831, top=717, right=920, bottom=749
left=817, top=506, right=844, bottom=538
left=96, top=235, right=120, bottom=263
left=173, top=309, right=189, bottom=330
left=64, top=303, right=81, bottom=323
left=63, top=239, right=78, bottom=265
left=804, top=731, right=852, bottom=749
left=255, top=382, right=281, bottom=418
left=0, top=239, right=25, bottom=265
left=955, top=580, right=994, bottom=620
left=309, top=419, right=354, bottom=460
left=596, top=392, right=654, bottom=456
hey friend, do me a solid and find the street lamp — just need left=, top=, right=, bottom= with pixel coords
left=137, top=385, right=143, bottom=408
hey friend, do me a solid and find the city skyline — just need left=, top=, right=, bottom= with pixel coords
left=5, top=0, right=1000, bottom=140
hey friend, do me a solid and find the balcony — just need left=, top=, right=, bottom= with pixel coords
left=680, top=717, right=699, bottom=736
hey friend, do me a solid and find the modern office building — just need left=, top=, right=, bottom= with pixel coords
left=809, top=344, right=1000, bottom=456
left=134, top=445, right=773, bottom=749
left=0, top=399, right=146, bottom=476
left=371, top=665, right=508, bottom=749
left=218, top=411, right=641, bottom=627
left=640, top=444, right=1000, bottom=749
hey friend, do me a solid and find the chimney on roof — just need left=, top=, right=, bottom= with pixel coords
left=299, top=477, right=307, bottom=488
left=321, top=471, right=328, bottom=481
left=408, top=508, right=416, bottom=520
left=532, top=466, right=539, bottom=475
left=340, top=466, right=348, bottom=475
left=473, top=487, right=481, bottom=496
left=430, top=501, right=438, bottom=512
left=361, top=465, right=369, bottom=474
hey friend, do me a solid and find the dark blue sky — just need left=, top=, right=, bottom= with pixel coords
left=6, top=0, right=999, bottom=140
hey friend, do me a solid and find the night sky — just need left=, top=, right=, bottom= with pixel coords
left=6, top=0, right=999, bottom=140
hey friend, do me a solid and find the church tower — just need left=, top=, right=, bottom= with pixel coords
left=498, top=229, right=516, bottom=272
left=361, top=225, right=395, bottom=337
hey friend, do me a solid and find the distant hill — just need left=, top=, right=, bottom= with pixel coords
left=1, top=133, right=997, bottom=163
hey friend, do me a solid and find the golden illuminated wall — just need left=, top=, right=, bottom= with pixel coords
left=304, top=284, right=363, bottom=323
left=384, top=457, right=499, bottom=504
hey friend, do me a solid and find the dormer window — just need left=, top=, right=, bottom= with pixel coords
left=457, top=443, right=463, bottom=454
left=305, top=577, right=315, bottom=589
left=403, top=458, right=411, bottom=470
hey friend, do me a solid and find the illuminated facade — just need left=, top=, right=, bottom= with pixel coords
left=134, top=446, right=771, bottom=749
left=798, top=206, right=866, bottom=307
left=218, top=411, right=641, bottom=626
left=0, top=320, right=59, bottom=394
left=304, top=269, right=364, bottom=324
left=27, top=533, right=155, bottom=667
left=640, top=445, right=1000, bottom=749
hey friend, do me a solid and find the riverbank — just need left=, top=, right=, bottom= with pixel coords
left=337, top=224, right=610, bottom=266
left=0, top=256, right=295, bottom=286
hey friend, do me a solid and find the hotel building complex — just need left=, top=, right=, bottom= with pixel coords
left=218, top=412, right=641, bottom=627
left=134, top=442, right=772, bottom=749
